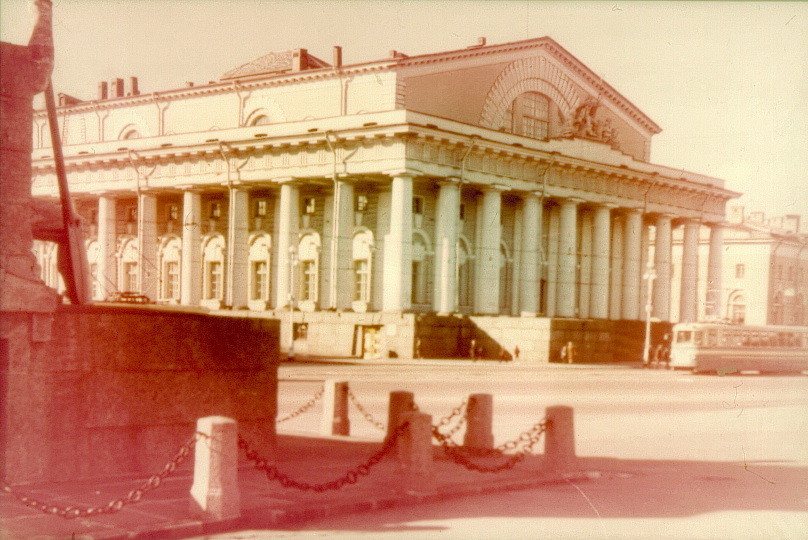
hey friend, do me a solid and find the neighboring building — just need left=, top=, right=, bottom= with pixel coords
left=30, top=37, right=739, bottom=361
left=669, top=207, right=808, bottom=327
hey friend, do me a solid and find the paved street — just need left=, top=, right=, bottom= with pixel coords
left=241, top=362, right=808, bottom=539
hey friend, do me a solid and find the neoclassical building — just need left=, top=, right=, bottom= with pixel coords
left=31, top=37, right=739, bottom=361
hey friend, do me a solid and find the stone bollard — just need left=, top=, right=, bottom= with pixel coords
left=463, top=393, right=494, bottom=451
left=545, top=405, right=576, bottom=470
left=189, top=416, right=241, bottom=521
left=396, top=411, right=436, bottom=495
left=386, top=390, right=415, bottom=442
left=320, top=379, right=350, bottom=436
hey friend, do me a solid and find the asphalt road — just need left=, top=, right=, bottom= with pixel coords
left=229, top=362, right=808, bottom=540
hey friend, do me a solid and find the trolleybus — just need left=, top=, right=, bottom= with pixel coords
left=669, top=322, right=808, bottom=374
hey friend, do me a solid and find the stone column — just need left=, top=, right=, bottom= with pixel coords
left=226, top=187, right=249, bottom=309
left=546, top=204, right=560, bottom=317
left=323, top=179, right=354, bottom=310
left=706, top=223, right=724, bottom=320
left=382, top=173, right=413, bottom=312
left=275, top=181, right=300, bottom=309
left=556, top=198, right=580, bottom=318
left=519, top=193, right=542, bottom=316
left=432, top=179, right=460, bottom=314
left=639, top=219, right=651, bottom=316
left=181, top=190, right=201, bottom=305
left=621, top=209, right=642, bottom=320
left=590, top=204, right=612, bottom=319
left=474, top=187, right=503, bottom=315
left=653, top=214, right=673, bottom=321
left=97, top=195, right=117, bottom=299
left=578, top=209, right=593, bottom=318
left=680, top=220, right=700, bottom=323
left=609, top=214, right=624, bottom=320
left=138, top=192, right=158, bottom=299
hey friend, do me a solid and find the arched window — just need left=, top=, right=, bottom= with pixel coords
left=352, top=230, right=373, bottom=305
left=33, top=240, right=62, bottom=291
left=248, top=233, right=271, bottom=306
left=771, top=291, right=783, bottom=325
left=457, top=238, right=472, bottom=308
left=499, top=243, right=513, bottom=314
left=122, top=129, right=141, bottom=140
left=119, top=238, right=139, bottom=292
left=250, top=114, right=271, bottom=126
left=86, top=240, right=102, bottom=300
left=730, top=293, right=746, bottom=324
left=411, top=232, right=432, bottom=306
left=159, top=237, right=182, bottom=303
left=202, top=235, right=225, bottom=302
left=511, top=92, right=551, bottom=139
left=298, top=233, right=320, bottom=305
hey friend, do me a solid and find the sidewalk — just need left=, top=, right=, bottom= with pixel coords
left=1, top=433, right=580, bottom=540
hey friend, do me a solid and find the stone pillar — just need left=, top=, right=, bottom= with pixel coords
left=653, top=214, right=673, bottom=321
left=275, top=181, right=300, bottom=309
left=578, top=209, right=593, bottom=318
left=463, top=393, right=494, bottom=450
left=138, top=192, right=158, bottom=299
left=382, top=173, right=413, bottom=312
left=621, top=209, right=642, bottom=320
left=190, top=416, right=240, bottom=521
left=706, top=223, right=724, bottom=320
left=320, top=380, right=350, bottom=436
left=556, top=198, right=580, bottom=318
left=397, top=411, right=435, bottom=495
left=680, top=220, right=700, bottom=323
left=609, top=214, right=623, bottom=320
left=639, top=218, right=651, bottom=316
left=323, top=179, right=354, bottom=310
left=181, top=190, right=202, bottom=305
left=97, top=195, right=118, bottom=300
left=545, top=406, right=576, bottom=470
left=546, top=204, right=560, bottom=317
left=590, top=204, right=612, bottom=319
left=433, top=179, right=460, bottom=314
left=474, top=187, right=503, bottom=315
left=386, top=390, right=416, bottom=443
left=226, top=188, right=249, bottom=309
left=519, top=193, right=542, bottom=316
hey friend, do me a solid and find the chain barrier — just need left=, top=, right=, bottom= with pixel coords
left=347, top=390, right=386, bottom=432
left=1, top=433, right=205, bottom=520
left=277, top=385, right=325, bottom=424
left=432, top=418, right=549, bottom=474
left=238, top=421, right=409, bottom=492
left=434, top=397, right=468, bottom=441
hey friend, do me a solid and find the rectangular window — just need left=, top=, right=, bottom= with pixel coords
left=167, top=204, right=179, bottom=221
left=124, top=262, right=138, bottom=292
left=126, top=206, right=137, bottom=223
left=735, top=264, right=745, bottom=279
left=304, top=197, right=316, bottom=215
left=252, top=260, right=268, bottom=300
left=90, top=263, right=100, bottom=299
left=412, top=197, right=423, bottom=216
left=208, top=261, right=222, bottom=299
left=302, top=260, right=317, bottom=301
left=355, top=195, right=368, bottom=213
left=354, top=259, right=370, bottom=302
left=255, top=199, right=268, bottom=217
left=209, top=202, right=222, bottom=220
left=165, top=262, right=180, bottom=300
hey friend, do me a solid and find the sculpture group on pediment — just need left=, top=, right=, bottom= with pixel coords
left=564, top=97, right=619, bottom=148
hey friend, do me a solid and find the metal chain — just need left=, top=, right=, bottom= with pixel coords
left=277, top=385, right=325, bottom=424
left=432, top=419, right=549, bottom=474
left=1, top=433, right=204, bottom=520
left=434, top=398, right=468, bottom=441
left=238, top=421, right=408, bottom=492
left=347, top=390, right=386, bottom=431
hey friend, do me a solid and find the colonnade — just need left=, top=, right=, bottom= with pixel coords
left=87, top=172, right=724, bottom=323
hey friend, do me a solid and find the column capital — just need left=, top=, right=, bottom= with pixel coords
left=480, top=183, right=510, bottom=193
left=273, top=176, right=305, bottom=186
left=437, top=176, right=462, bottom=187
left=385, top=168, right=421, bottom=179
left=558, top=196, right=584, bottom=205
left=591, top=201, right=618, bottom=210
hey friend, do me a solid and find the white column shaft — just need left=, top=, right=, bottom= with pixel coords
left=556, top=199, right=579, bottom=318
left=181, top=191, right=201, bottom=305
left=621, top=210, right=642, bottom=320
left=226, top=188, right=249, bottom=309
left=578, top=210, right=593, bottom=318
left=653, top=215, right=672, bottom=320
left=433, top=181, right=459, bottom=313
left=590, top=205, right=612, bottom=319
left=138, top=193, right=158, bottom=299
left=275, top=183, right=300, bottom=309
left=97, top=196, right=117, bottom=299
left=519, top=194, right=542, bottom=316
left=680, top=221, right=700, bottom=323
left=546, top=205, right=560, bottom=317
left=706, top=223, right=724, bottom=320
left=474, top=189, right=502, bottom=315
left=382, top=174, right=413, bottom=311
left=609, top=215, right=623, bottom=320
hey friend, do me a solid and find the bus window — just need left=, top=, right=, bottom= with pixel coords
left=694, top=332, right=703, bottom=346
left=677, top=331, right=692, bottom=343
left=706, top=330, right=717, bottom=347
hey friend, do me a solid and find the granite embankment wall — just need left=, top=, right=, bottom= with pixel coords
left=1, top=305, right=280, bottom=485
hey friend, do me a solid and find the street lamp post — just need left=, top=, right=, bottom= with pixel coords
left=642, top=261, right=657, bottom=368
left=288, top=245, right=298, bottom=362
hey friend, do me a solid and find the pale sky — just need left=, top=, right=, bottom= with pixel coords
left=2, top=1, right=806, bottom=220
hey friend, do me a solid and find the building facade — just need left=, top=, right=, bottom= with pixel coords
left=669, top=207, right=808, bottom=327
left=31, top=37, right=739, bottom=361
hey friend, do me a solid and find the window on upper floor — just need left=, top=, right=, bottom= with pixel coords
left=735, top=264, right=745, bottom=279
left=511, top=92, right=551, bottom=140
